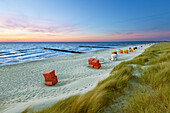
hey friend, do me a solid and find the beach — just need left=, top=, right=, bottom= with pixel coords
left=0, top=44, right=149, bottom=113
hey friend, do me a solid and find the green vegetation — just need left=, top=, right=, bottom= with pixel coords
left=123, top=42, right=170, bottom=113
left=25, top=42, right=170, bottom=113
left=141, top=61, right=170, bottom=89
left=124, top=62, right=170, bottom=112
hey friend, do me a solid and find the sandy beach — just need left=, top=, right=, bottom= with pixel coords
left=0, top=44, right=150, bottom=113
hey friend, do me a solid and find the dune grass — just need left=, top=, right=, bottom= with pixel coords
left=36, top=95, right=80, bottom=113
left=123, top=42, right=170, bottom=113
left=125, top=43, right=169, bottom=65
left=123, top=62, right=170, bottom=113
left=24, top=42, right=170, bottom=113
left=124, top=86, right=169, bottom=113
left=141, top=61, right=170, bottom=89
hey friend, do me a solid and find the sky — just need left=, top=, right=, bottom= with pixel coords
left=0, top=0, right=170, bottom=42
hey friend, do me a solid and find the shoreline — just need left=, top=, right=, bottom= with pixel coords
left=0, top=47, right=112, bottom=68
left=0, top=44, right=150, bottom=113
left=0, top=44, right=139, bottom=68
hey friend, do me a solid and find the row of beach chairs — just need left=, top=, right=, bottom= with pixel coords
left=88, top=45, right=143, bottom=69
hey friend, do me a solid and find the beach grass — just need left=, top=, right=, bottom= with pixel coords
left=25, top=42, right=170, bottom=113
left=123, top=42, right=170, bottom=113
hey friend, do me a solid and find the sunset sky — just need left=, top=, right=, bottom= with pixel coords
left=0, top=0, right=170, bottom=42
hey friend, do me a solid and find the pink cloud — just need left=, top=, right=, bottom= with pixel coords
left=0, top=14, right=169, bottom=42
left=78, top=31, right=170, bottom=42
left=104, top=32, right=144, bottom=37
left=0, top=14, right=78, bottom=34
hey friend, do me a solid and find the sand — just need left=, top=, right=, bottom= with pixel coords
left=0, top=44, right=150, bottom=113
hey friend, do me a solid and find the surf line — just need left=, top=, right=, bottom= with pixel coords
left=44, top=48, right=84, bottom=53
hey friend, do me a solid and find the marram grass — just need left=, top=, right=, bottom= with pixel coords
left=24, top=42, right=170, bottom=113
left=123, top=42, right=170, bottom=113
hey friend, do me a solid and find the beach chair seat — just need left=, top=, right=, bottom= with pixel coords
left=51, top=76, right=58, bottom=84
left=89, top=64, right=94, bottom=67
left=112, top=51, right=117, bottom=54
left=88, top=58, right=101, bottom=69
left=88, top=58, right=95, bottom=67
left=43, top=70, right=55, bottom=81
left=133, top=47, right=137, bottom=50
left=94, top=64, right=101, bottom=69
left=88, top=58, right=95, bottom=63
left=43, top=70, right=58, bottom=85
left=129, top=48, right=133, bottom=52
left=54, top=76, right=58, bottom=84
left=124, top=49, right=128, bottom=54
left=111, top=54, right=117, bottom=61
left=119, top=49, right=123, bottom=54
left=92, top=59, right=99, bottom=64
left=45, top=81, right=53, bottom=85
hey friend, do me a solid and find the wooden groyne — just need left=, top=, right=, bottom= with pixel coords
left=44, top=48, right=84, bottom=53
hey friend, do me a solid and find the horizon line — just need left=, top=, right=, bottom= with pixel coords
left=0, top=41, right=168, bottom=43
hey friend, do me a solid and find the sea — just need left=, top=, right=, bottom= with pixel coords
left=0, top=41, right=157, bottom=66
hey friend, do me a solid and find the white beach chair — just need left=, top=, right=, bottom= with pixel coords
left=111, top=54, right=117, bottom=61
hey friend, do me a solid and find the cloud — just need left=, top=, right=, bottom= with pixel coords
left=1, top=30, right=170, bottom=42
left=104, top=32, right=144, bottom=37
left=0, top=14, right=78, bottom=34
left=0, top=14, right=170, bottom=42
left=76, top=31, right=170, bottom=42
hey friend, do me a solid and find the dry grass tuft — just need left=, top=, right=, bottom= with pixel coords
left=22, top=105, right=31, bottom=113
left=36, top=95, right=80, bottom=113
left=123, top=42, right=170, bottom=113
left=124, top=87, right=169, bottom=113
left=141, top=61, right=170, bottom=89
left=70, top=90, right=113, bottom=113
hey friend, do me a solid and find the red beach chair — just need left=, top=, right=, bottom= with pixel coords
left=92, top=59, right=99, bottom=65
left=88, top=58, right=95, bottom=67
left=133, top=47, right=137, bottom=50
left=119, top=49, right=123, bottom=54
left=88, top=58, right=101, bottom=69
left=112, top=51, right=117, bottom=54
left=129, top=48, right=133, bottom=52
left=43, top=70, right=58, bottom=85
left=94, top=63, right=101, bottom=69
left=124, top=49, right=128, bottom=54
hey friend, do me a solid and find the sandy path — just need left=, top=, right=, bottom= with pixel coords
left=0, top=45, right=149, bottom=113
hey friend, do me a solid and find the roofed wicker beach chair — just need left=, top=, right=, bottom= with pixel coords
left=43, top=70, right=58, bottom=85
left=111, top=54, right=117, bottom=61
